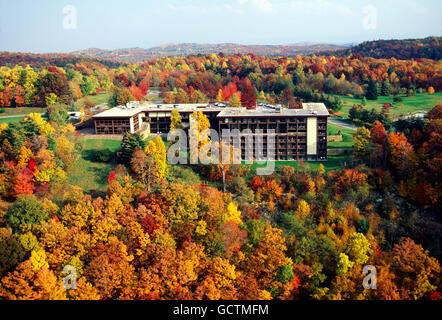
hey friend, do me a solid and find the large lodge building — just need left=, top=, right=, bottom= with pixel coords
left=92, top=102, right=329, bottom=161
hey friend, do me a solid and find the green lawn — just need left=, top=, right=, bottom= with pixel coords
left=74, top=92, right=111, bottom=109
left=0, top=107, right=47, bottom=117
left=0, top=116, right=24, bottom=124
left=327, top=123, right=355, bottom=149
left=68, top=134, right=350, bottom=194
left=334, top=93, right=442, bottom=119
left=244, top=154, right=352, bottom=173
left=67, top=139, right=121, bottom=193
left=0, top=92, right=110, bottom=118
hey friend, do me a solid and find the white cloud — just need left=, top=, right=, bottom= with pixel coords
left=237, top=0, right=276, bottom=13
left=224, top=4, right=245, bottom=15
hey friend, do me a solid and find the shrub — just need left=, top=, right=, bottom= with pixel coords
left=95, top=149, right=112, bottom=163
left=6, top=195, right=48, bottom=233
left=84, top=97, right=96, bottom=108
left=393, top=96, right=403, bottom=103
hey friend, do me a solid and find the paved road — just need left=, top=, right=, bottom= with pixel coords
left=328, top=119, right=358, bottom=131
left=392, top=111, right=427, bottom=122
left=0, top=114, right=28, bottom=119
left=0, top=112, right=45, bottom=119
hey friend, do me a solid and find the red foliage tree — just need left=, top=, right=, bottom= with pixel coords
left=371, top=120, right=387, bottom=145
left=141, top=215, right=158, bottom=235
left=251, top=176, right=263, bottom=191
left=139, top=81, right=148, bottom=96
left=222, top=82, right=237, bottom=101
left=0, top=86, right=13, bottom=107
left=427, top=105, right=442, bottom=120
left=47, top=66, right=61, bottom=74
left=129, top=82, right=143, bottom=101
left=14, top=168, right=35, bottom=197
left=241, top=79, right=256, bottom=109
left=107, top=171, right=116, bottom=184
left=115, top=74, right=129, bottom=87
left=336, top=169, right=367, bottom=194
left=28, top=159, right=36, bottom=172
left=14, top=85, right=25, bottom=107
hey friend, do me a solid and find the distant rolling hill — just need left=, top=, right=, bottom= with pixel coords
left=0, top=52, right=125, bottom=68
left=320, top=37, right=442, bottom=60
left=72, top=42, right=348, bottom=63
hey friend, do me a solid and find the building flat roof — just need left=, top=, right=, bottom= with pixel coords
left=92, top=102, right=329, bottom=119
left=92, top=102, right=221, bottom=118
left=216, top=103, right=329, bottom=118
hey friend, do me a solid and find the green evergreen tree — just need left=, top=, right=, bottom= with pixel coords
left=366, top=80, right=379, bottom=100
left=380, top=81, right=391, bottom=96
left=361, top=96, right=367, bottom=106
left=119, top=132, right=146, bottom=165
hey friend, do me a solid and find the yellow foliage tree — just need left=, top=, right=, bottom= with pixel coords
left=55, top=135, right=75, bottom=165
left=318, top=163, right=325, bottom=175
left=216, top=89, right=224, bottom=102
left=17, top=146, right=34, bottom=168
left=24, top=113, right=55, bottom=136
left=223, top=202, right=242, bottom=225
left=145, top=136, right=167, bottom=180
left=294, top=199, right=311, bottom=220
left=190, top=111, right=211, bottom=152
left=29, top=249, right=49, bottom=272
left=229, top=93, right=242, bottom=108
left=170, top=108, right=182, bottom=130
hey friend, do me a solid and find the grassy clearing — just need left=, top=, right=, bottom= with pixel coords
left=0, top=92, right=110, bottom=119
left=327, top=123, right=355, bottom=149
left=67, top=138, right=121, bottom=193
left=67, top=135, right=167, bottom=194
left=334, top=93, right=442, bottom=119
left=0, top=116, right=24, bottom=124
left=244, top=154, right=352, bottom=173
left=74, top=92, right=111, bottom=109
left=0, top=107, right=47, bottom=117
left=68, top=134, right=351, bottom=194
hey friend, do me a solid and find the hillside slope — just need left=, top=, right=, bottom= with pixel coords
left=72, top=42, right=347, bottom=62
left=321, top=37, right=442, bottom=60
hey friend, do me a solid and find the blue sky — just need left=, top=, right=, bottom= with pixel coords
left=0, top=0, right=441, bottom=53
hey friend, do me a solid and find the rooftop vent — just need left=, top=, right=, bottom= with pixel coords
left=125, top=101, right=139, bottom=109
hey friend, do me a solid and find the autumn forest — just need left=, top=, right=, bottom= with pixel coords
left=0, top=37, right=441, bottom=301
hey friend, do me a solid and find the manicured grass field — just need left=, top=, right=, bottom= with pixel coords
left=327, top=123, right=355, bottom=149
left=0, top=92, right=110, bottom=120
left=334, top=93, right=442, bottom=119
left=0, top=107, right=47, bottom=117
left=245, top=153, right=352, bottom=173
left=0, top=116, right=24, bottom=124
left=74, top=92, right=111, bottom=109
left=69, top=132, right=351, bottom=195
left=67, top=139, right=121, bottom=193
